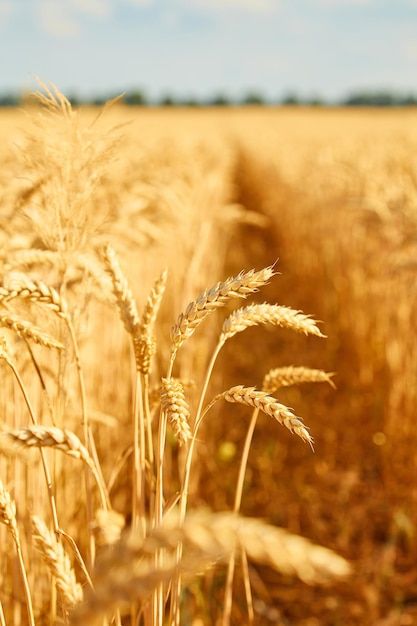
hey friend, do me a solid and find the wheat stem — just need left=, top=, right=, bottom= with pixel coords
left=222, top=408, right=259, bottom=626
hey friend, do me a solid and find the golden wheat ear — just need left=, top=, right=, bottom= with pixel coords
left=263, top=366, right=335, bottom=394
left=171, top=263, right=277, bottom=351
left=219, top=385, right=313, bottom=446
left=161, top=377, right=192, bottom=445
left=32, top=516, right=83, bottom=609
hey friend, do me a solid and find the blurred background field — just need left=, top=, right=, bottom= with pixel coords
left=1, top=102, right=417, bottom=624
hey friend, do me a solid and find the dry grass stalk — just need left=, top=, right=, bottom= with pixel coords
left=0, top=277, right=68, bottom=317
left=160, top=378, right=192, bottom=445
left=221, top=303, right=324, bottom=342
left=263, top=366, right=335, bottom=394
left=0, top=313, right=64, bottom=349
left=219, top=385, right=312, bottom=445
left=32, top=516, right=83, bottom=609
left=171, top=264, right=276, bottom=351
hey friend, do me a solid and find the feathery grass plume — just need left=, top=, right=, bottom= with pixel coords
left=134, top=269, right=168, bottom=374
left=93, top=508, right=125, bottom=547
left=171, top=264, right=277, bottom=351
left=32, top=516, right=83, bottom=609
left=0, top=277, right=68, bottom=317
left=102, top=244, right=140, bottom=335
left=5, top=426, right=94, bottom=467
left=263, top=366, right=335, bottom=394
left=0, top=480, right=18, bottom=539
left=219, top=385, right=312, bottom=446
left=72, top=511, right=350, bottom=622
left=221, top=303, right=324, bottom=342
left=0, top=313, right=64, bottom=349
left=160, top=378, right=192, bottom=445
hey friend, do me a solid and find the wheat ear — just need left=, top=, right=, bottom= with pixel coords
left=5, top=426, right=108, bottom=509
left=72, top=511, right=350, bottom=622
left=219, top=385, right=313, bottom=446
left=0, top=481, right=35, bottom=626
left=221, top=303, right=324, bottom=342
left=134, top=269, right=167, bottom=375
left=0, top=277, right=68, bottom=317
left=32, top=516, right=83, bottom=609
left=160, top=378, right=192, bottom=445
left=263, top=366, right=335, bottom=394
left=102, top=244, right=140, bottom=335
left=171, top=264, right=276, bottom=351
left=0, top=313, right=64, bottom=349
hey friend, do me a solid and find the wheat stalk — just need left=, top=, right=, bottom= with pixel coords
left=160, top=378, right=192, bottom=445
left=32, top=516, right=83, bottom=609
left=219, top=385, right=313, bottom=446
left=263, top=366, right=335, bottom=394
left=0, top=313, right=64, bottom=349
left=171, top=264, right=276, bottom=351
left=221, top=303, right=324, bottom=342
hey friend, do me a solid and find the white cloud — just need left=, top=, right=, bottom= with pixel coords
left=37, top=0, right=113, bottom=37
left=124, top=0, right=154, bottom=5
left=310, top=0, right=372, bottom=5
left=183, top=0, right=278, bottom=12
left=38, top=1, right=80, bottom=37
left=72, top=0, right=112, bottom=16
left=0, top=0, right=13, bottom=25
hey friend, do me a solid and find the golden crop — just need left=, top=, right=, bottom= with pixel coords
left=0, top=85, right=415, bottom=625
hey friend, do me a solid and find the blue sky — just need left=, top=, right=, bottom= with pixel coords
left=0, top=0, right=417, bottom=99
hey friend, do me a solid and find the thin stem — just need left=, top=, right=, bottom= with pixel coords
left=222, top=407, right=259, bottom=626
left=14, top=537, right=35, bottom=626
left=66, top=317, right=110, bottom=568
left=0, top=600, right=6, bottom=626
left=58, top=529, right=94, bottom=591
left=6, top=359, right=60, bottom=535
left=132, top=370, right=146, bottom=536
left=171, top=339, right=224, bottom=626
left=23, top=339, right=56, bottom=425
left=241, top=549, right=254, bottom=625
left=153, top=353, right=175, bottom=626
left=143, top=374, right=155, bottom=466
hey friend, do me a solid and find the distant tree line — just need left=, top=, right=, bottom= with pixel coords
left=1, top=89, right=417, bottom=107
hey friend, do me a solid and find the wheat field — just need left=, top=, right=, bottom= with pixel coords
left=0, top=86, right=416, bottom=625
